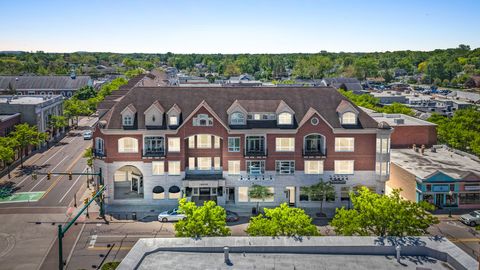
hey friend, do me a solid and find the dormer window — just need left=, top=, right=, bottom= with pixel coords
left=341, top=112, right=357, bottom=125
left=144, top=100, right=164, bottom=127
left=169, top=115, right=178, bottom=126
left=193, top=114, right=213, bottom=126
left=230, top=112, right=245, bottom=125
left=278, top=112, right=293, bottom=125
left=123, top=115, right=133, bottom=126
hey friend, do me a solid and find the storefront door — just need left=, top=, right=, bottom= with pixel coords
left=435, top=194, right=443, bottom=207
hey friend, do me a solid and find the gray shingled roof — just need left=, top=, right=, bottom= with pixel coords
left=0, top=76, right=91, bottom=90
left=103, top=87, right=378, bottom=130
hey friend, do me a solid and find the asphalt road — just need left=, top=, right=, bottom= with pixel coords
left=0, top=117, right=97, bottom=270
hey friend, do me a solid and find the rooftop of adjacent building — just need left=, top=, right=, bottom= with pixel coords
left=0, top=75, right=91, bottom=90
left=391, top=146, right=480, bottom=179
left=0, top=113, right=21, bottom=122
left=118, top=236, right=475, bottom=270
left=366, top=111, right=436, bottom=127
left=0, top=95, right=63, bottom=105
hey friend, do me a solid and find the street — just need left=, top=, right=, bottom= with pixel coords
left=0, top=117, right=97, bottom=270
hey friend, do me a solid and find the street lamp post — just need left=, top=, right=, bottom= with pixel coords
left=448, top=190, right=453, bottom=218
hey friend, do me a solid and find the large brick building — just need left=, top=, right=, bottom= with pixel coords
left=93, top=87, right=392, bottom=210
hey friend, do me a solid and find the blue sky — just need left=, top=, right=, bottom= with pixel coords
left=1, top=0, right=479, bottom=53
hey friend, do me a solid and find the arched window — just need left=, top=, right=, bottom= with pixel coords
left=118, top=137, right=138, bottom=153
left=230, top=112, right=245, bottom=125
left=193, top=114, right=213, bottom=126
left=123, top=115, right=133, bottom=126
left=341, top=112, right=357, bottom=125
left=304, top=134, right=325, bottom=155
left=278, top=112, right=293, bottom=125
left=153, top=186, right=165, bottom=200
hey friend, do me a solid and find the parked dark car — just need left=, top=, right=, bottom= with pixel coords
left=226, top=210, right=239, bottom=222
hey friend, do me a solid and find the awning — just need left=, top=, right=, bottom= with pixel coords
left=169, top=186, right=180, bottom=193
left=183, top=180, right=225, bottom=188
left=152, top=186, right=164, bottom=194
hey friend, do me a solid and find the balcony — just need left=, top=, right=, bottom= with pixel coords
left=184, top=167, right=224, bottom=180
left=244, top=149, right=267, bottom=157
left=239, top=173, right=274, bottom=182
left=142, top=149, right=166, bottom=157
left=303, top=149, right=326, bottom=157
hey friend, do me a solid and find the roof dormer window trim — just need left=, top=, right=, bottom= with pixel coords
left=230, top=111, right=246, bottom=125
left=340, top=111, right=357, bottom=125
left=193, top=114, right=213, bottom=127
left=123, top=114, right=134, bottom=126
left=278, top=112, right=293, bottom=125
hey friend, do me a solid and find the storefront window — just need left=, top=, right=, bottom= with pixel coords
left=445, top=194, right=458, bottom=206
left=423, top=194, right=434, bottom=204
left=459, top=193, right=480, bottom=205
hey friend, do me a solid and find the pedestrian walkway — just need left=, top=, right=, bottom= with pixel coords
left=0, top=191, right=45, bottom=203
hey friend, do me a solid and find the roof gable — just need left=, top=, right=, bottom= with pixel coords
left=423, top=171, right=457, bottom=183
left=144, top=100, right=165, bottom=115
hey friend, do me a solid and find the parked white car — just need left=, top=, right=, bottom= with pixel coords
left=83, top=130, right=93, bottom=140
left=460, top=210, right=480, bottom=226
left=158, top=209, right=186, bottom=222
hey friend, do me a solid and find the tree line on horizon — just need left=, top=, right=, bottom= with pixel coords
left=1, top=44, right=479, bottom=88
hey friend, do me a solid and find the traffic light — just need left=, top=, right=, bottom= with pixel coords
left=47, top=172, right=51, bottom=180
left=83, top=198, right=89, bottom=205
left=91, top=190, right=97, bottom=198
left=68, top=172, right=73, bottom=180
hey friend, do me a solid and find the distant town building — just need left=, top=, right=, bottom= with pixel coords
left=0, top=113, right=21, bottom=137
left=370, top=91, right=408, bottom=105
left=387, top=146, right=480, bottom=209
left=0, top=95, right=63, bottom=134
left=0, top=75, right=92, bottom=97
left=320, top=77, right=363, bottom=92
left=224, top=74, right=262, bottom=87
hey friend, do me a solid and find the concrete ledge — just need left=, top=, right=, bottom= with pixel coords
left=118, top=236, right=478, bottom=270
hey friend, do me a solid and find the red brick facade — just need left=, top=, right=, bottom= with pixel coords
left=0, top=113, right=21, bottom=137
left=390, top=125, right=437, bottom=149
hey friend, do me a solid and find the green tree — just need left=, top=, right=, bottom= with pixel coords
left=0, top=137, right=17, bottom=178
left=64, top=98, right=92, bottom=126
left=330, top=187, right=438, bottom=237
left=248, top=184, right=273, bottom=213
left=48, top=115, right=68, bottom=136
left=354, top=58, right=378, bottom=80
left=301, top=181, right=335, bottom=215
left=246, top=203, right=320, bottom=237
left=174, top=198, right=231, bottom=238
left=11, top=123, right=47, bottom=168
left=74, top=86, right=97, bottom=100
left=380, top=102, right=415, bottom=116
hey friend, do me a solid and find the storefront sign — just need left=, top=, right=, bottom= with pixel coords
left=465, top=185, right=480, bottom=191
left=431, top=185, right=449, bottom=192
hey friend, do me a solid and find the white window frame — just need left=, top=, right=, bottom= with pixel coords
left=376, top=138, right=390, bottom=154
left=214, top=157, right=221, bottom=169
left=275, top=137, right=295, bottom=152
left=123, top=114, right=133, bottom=126
left=334, top=160, right=354, bottom=175
left=246, top=160, right=265, bottom=175
left=197, top=157, right=212, bottom=170
left=230, top=112, right=245, bottom=125
left=335, top=137, right=355, bottom=152
left=188, top=136, right=195, bottom=149
left=168, top=137, right=180, bottom=152
left=152, top=161, right=164, bottom=175
left=214, top=136, right=220, bottom=149
left=193, top=114, right=213, bottom=127
left=275, top=160, right=295, bottom=175
left=228, top=137, right=240, bottom=152
left=238, top=187, right=249, bottom=202
left=196, top=134, right=212, bottom=149
left=188, top=157, right=195, bottom=169
left=168, top=161, right=181, bottom=175
left=278, top=112, right=293, bottom=125
left=169, top=115, right=178, bottom=126
left=304, top=160, right=323, bottom=174
left=228, top=160, right=240, bottom=175
left=341, top=112, right=357, bottom=125
left=95, top=138, right=104, bottom=154
left=118, top=137, right=138, bottom=153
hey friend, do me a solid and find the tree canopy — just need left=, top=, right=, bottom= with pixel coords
left=330, top=187, right=438, bottom=237
left=174, top=198, right=230, bottom=238
left=246, top=203, right=320, bottom=237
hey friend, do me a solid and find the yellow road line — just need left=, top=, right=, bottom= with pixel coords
left=40, top=151, right=85, bottom=200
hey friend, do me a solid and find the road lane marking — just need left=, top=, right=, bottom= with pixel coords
left=40, top=151, right=84, bottom=199
left=88, top=235, right=97, bottom=248
left=58, top=167, right=87, bottom=204
left=65, top=222, right=86, bottom=268
left=29, top=155, right=69, bottom=192
left=88, top=246, right=132, bottom=251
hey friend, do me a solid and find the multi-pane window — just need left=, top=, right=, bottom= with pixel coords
left=228, top=160, right=240, bottom=175
left=335, top=138, right=355, bottom=152
left=275, top=161, right=295, bottom=175
left=246, top=160, right=265, bottom=175
left=144, top=136, right=164, bottom=153
left=341, top=112, right=357, bottom=125
left=118, top=137, right=138, bottom=153
left=304, top=160, right=323, bottom=174
left=197, top=134, right=212, bottom=148
left=304, top=134, right=324, bottom=155
left=250, top=187, right=274, bottom=202
left=193, top=114, right=213, bottom=126
left=278, top=112, right=293, bottom=125
left=238, top=187, right=249, bottom=202
left=197, top=157, right=212, bottom=170
left=246, top=136, right=265, bottom=153
left=376, top=161, right=390, bottom=175
left=95, top=138, right=104, bottom=154
left=248, top=113, right=275, bottom=120
left=214, top=157, right=221, bottom=169
left=228, top=137, right=240, bottom=152
left=214, top=136, right=220, bottom=149
left=188, top=157, right=195, bottom=169
left=188, top=136, right=195, bottom=149
left=376, top=138, right=390, bottom=154
left=275, top=138, right=295, bottom=152
left=168, top=161, right=181, bottom=175
left=340, top=187, right=350, bottom=201
left=300, top=187, right=334, bottom=202
left=230, top=112, right=245, bottom=125
left=123, top=115, right=133, bottom=126
left=168, top=137, right=180, bottom=152
left=152, top=161, right=164, bottom=175
left=334, top=160, right=354, bottom=174
left=169, top=115, right=178, bottom=126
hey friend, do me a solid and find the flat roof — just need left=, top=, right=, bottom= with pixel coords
left=118, top=236, right=477, bottom=270
left=0, top=113, right=20, bottom=121
left=391, top=147, right=480, bottom=179
left=0, top=95, right=62, bottom=105
left=368, top=112, right=436, bottom=127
